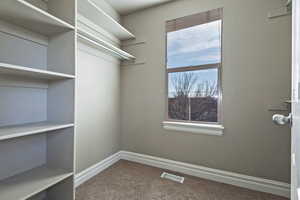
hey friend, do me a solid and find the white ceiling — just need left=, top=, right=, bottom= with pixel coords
left=105, top=0, right=175, bottom=15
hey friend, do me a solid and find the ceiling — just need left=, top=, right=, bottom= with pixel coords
left=105, top=0, right=175, bottom=15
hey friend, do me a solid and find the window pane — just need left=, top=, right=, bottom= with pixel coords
left=167, top=20, right=222, bottom=69
left=168, top=68, right=219, bottom=122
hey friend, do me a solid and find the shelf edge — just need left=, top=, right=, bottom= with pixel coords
left=87, top=0, right=135, bottom=39
left=17, top=0, right=75, bottom=30
left=0, top=123, right=74, bottom=141
left=0, top=166, right=73, bottom=200
left=0, top=62, right=76, bottom=79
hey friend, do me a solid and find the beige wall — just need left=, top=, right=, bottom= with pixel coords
left=121, top=0, right=291, bottom=182
left=76, top=43, right=121, bottom=173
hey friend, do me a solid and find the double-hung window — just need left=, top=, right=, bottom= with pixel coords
left=166, top=8, right=223, bottom=125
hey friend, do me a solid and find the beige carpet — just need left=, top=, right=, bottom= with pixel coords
left=76, top=160, right=288, bottom=200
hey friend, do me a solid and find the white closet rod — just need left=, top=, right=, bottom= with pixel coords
left=78, top=28, right=135, bottom=59
left=77, top=33, right=134, bottom=60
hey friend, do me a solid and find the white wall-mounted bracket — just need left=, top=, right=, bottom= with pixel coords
left=268, top=0, right=292, bottom=19
left=268, top=7, right=291, bottom=19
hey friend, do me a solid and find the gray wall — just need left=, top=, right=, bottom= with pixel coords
left=76, top=43, right=121, bottom=173
left=121, top=0, right=291, bottom=182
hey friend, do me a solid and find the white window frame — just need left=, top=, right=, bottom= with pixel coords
left=164, top=8, right=224, bottom=135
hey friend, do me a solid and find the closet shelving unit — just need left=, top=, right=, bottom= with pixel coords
left=78, top=0, right=135, bottom=40
left=0, top=166, right=73, bottom=200
left=77, top=28, right=135, bottom=60
left=77, top=0, right=139, bottom=62
left=0, top=0, right=75, bottom=199
left=0, top=0, right=75, bottom=35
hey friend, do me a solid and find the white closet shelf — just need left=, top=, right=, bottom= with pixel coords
left=0, top=166, right=73, bottom=200
left=78, top=0, right=135, bottom=40
left=0, top=63, right=75, bottom=80
left=78, top=28, right=135, bottom=60
left=0, top=0, right=74, bottom=36
left=0, top=122, right=74, bottom=141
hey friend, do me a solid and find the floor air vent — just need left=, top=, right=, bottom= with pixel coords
left=160, top=172, right=185, bottom=183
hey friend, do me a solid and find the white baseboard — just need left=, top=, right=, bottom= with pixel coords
left=120, top=151, right=290, bottom=198
left=75, top=151, right=121, bottom=187
left=75, top=150, right=290, bottom=198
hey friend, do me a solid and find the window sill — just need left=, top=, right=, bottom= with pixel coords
left=162, top=121, right=224, bottom=136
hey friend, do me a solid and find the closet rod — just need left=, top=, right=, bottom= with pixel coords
left=77, top=33, right=135, bottom=60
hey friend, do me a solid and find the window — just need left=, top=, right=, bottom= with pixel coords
left=166, top=8, right=223, bottom=124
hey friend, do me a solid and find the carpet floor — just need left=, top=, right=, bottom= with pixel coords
left=76, top=160, right=288, bottom=200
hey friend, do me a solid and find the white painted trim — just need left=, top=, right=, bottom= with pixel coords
left=75, top=152, right=121, bottom=187
left=74, top=151, right=290, bottom=198
left=162, top=121, right=224, bottom=136
left=292, top=0, right=300, bottom=199
left=120, top=151, right=290, bottom=198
